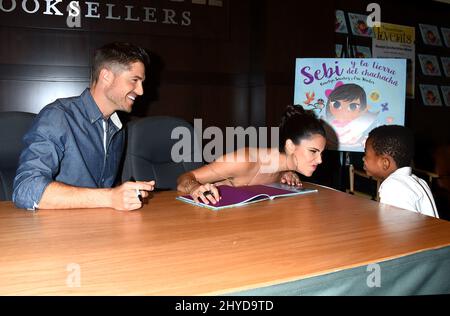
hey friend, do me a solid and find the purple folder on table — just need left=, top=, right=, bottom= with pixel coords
left=176, top=183, right=318, bottom=211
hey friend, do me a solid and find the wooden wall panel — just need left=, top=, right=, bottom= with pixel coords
left=0, top=27, right=90, bottom=66
left=0, top=80, right=88, bottom=113
left=143, top=83, right=250, bottom=125
left=259, top=0, right=335, bottom=126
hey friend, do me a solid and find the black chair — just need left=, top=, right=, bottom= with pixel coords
left=121, top=116, right=203, bottom=190
left=0, top=111, right=36, bottom=200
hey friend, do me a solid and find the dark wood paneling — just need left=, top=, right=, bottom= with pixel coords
left=0, top=64, right=89, bottom=81
left=262, top=0, right=335, bottom=126
left=0, top=27, right=90, bottom=66
left=0, top=80, right=88, bottom=113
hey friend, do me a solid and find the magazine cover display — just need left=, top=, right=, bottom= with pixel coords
left=440, top=57, right=450, bottom=77
left=419, top=24, right=443, bottom=46
left=335, top=10, right=348, bottom=34
left=440, top=86, right=450, bottom=106
left=419, top=84, right=442, bottom=106
left=294, top=58, right=407, bottom=152
left=418, top=54, right=441, bottom=76
left=441, top=27, right=450, bottom=47
left=348, top=13, right=374, bottom=37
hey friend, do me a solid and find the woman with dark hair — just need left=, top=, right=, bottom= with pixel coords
left=177, top=105, right=327, bottom=204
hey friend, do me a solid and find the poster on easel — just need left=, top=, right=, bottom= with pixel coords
left=294, top=58, right=407, bottom=152
left=372, top=22, right=416, bottom=99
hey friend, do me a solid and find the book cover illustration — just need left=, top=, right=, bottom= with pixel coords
left=353, top=46, right=372, bottom=58
left=348, top=13, right=374, bottom=37
left=418, top=54, right=441, bottom=76
left=441, top=27, right=450, bottom=47
left=294, top=58, right=407, bottom=152
left=440, top=86, right=450, bottom=106
left=176, top=184, right=318, bottom=211
left=419, top=24, right=442, bottom=46
left=335, top=10, right=348, bottom=34
left=335, top=44, right=343, bottom=58
left=419, top=84, right=442, bottom=106
left=440, top=57, right=450, bottom=77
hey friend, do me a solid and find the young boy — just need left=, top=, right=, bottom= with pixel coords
left=363, top=125, right=439, bottom=218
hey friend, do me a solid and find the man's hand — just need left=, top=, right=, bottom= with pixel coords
left=111, top=180, right=155, bottom=211
left=280, top=171, right=302, bottom=187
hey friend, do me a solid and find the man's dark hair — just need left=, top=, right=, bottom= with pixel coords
left=91, top=42, right=150, bottom=84
left=368, top=125, right=414, bottom=168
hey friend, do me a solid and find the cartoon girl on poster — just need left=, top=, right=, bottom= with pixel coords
left=325, top=82, right=379, bottom=148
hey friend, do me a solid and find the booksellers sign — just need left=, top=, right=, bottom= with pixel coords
left=294, top=58, right=407, bottom=152
left=0, top=0, right=228, bottom=38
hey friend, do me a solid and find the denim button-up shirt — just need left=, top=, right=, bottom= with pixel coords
left=12, top=89, right=125, bottom=209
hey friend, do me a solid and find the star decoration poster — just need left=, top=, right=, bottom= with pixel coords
left=294, top=58, right=407, bottom=152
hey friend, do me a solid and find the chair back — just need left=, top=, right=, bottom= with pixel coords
left=121, top=116, right=203, bottom=190
left=0, top=111, right=36, bottom=200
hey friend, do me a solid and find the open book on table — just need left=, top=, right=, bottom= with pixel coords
left=176, top=183, right=318, bottom=211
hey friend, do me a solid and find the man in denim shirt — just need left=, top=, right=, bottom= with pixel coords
left=13, top=42, right=155, bottom=211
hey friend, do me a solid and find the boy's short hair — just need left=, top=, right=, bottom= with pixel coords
left=368, top=125, right=414, bottom=168
left=91, top=42, right=150, bottom=85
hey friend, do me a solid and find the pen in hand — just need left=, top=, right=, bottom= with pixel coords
left=129, top=176, right=142, bottom=202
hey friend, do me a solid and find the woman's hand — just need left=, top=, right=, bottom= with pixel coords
left=190, top=183, right=221, bottom=205
left=280, top=171, right=302, bottom=187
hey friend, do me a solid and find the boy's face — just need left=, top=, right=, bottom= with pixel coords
left=363, top=138, right=387, bottom=179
